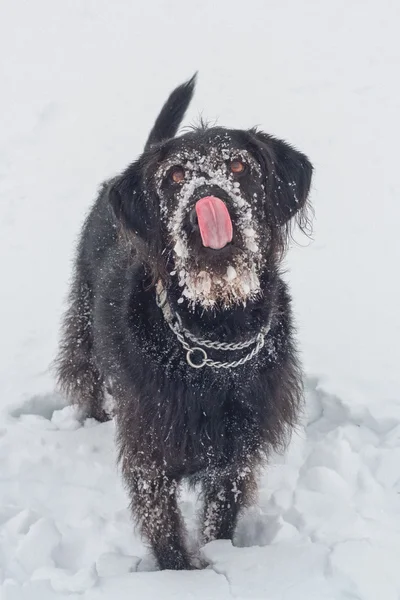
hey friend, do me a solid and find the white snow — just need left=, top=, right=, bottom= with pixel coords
left=225, top=266, right=237, bottom=282
left=1, top=0, right=400, bottom=598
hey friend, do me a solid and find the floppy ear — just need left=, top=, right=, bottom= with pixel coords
left=108, top=160, right=153, bottom=238
left=249, top=129, right=313, bottom=226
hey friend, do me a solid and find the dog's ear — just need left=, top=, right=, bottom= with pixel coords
left=108, top=161, right=153, bottom=238
left=249, top=129, right=313, bottom=227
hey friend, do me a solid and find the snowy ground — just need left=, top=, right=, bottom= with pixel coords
left=1, top=1, right=400, bottom=598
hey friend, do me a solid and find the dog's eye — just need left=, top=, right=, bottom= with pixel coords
left=230, top=159, right=245, bottom=174
left=170, top=167, right=185, bottom=184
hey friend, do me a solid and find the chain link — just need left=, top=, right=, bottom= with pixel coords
left=168, top=321, right=267, bottom=369
left=183, top=329, right=259, bottom=351
left=168, top=313, right=270, bottom=371
left=156, top=280, right=271, bottom=370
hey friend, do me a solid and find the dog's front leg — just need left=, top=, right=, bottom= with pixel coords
left=201, top=464, right=257, bottom=544
left=122, top=461, right=192, bottom=570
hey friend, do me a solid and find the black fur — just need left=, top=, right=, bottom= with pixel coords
left=56, top=76, right=313, bottom=570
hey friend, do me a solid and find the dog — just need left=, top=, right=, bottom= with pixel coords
left=56, top=75, right=313, bottom=570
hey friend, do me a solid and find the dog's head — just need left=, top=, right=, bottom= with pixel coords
left=110, top=76, right=313, bottom=309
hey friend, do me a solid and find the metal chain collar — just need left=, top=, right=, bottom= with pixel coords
left=156, top=280, right=271, bottom=370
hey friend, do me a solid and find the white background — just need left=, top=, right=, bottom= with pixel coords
left=1, top=1, right=399, bottom=598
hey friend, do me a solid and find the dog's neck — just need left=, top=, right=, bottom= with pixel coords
left=158, top=269, right=279, bottom=343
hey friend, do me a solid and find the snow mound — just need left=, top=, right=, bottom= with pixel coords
left=1, top=380, right=400, bottom=598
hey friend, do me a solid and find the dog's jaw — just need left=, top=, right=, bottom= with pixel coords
left=157, top=145, right=264, bottom=309
left=175, top=261, right=262, bottom=309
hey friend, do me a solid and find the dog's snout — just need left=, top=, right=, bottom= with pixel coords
left=190, top=184, right=231, bottom=207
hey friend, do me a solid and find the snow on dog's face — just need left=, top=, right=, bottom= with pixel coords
left=154, top=132, right=265, bottom=308
left=110, top=126, right=312, bottom=310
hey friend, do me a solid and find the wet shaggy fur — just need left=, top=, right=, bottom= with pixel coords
left=56, top=75, right=313, bottom=570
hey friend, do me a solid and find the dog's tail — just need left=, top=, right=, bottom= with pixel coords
left=144, top=73, right=197, bottom=150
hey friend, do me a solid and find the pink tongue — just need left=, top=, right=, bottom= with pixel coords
left=195, top=196, right=233, bottom=250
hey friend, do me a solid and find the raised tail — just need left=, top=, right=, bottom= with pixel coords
left=144, top=73, right=197, bottom=150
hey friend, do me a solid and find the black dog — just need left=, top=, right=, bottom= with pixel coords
left=56, top=75, right=313, bottom=570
